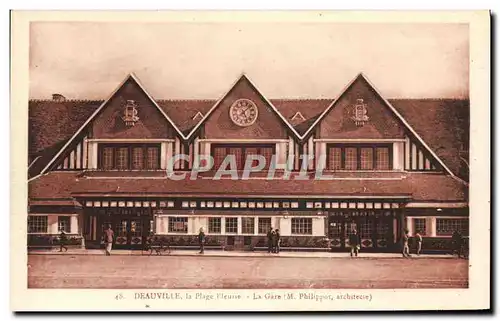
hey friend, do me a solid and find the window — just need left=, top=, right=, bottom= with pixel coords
left=102, top=147, right=114, bottom=170
left=359, top=219, right=373, bottom=239
left=58, top=216, right=71, bottom=233
left=213, top=147, right=227, bottom=170
left=225, top=217, right=238, bottom=234
left=146, top=147, right=160, bottom=169
left=211, top=144, right=276, bottom=170
left=98, top=144, right=160, bottom=170
left=436, top=218, right=468, bottom=236
left=377, top=221, right=389, bottom=238
left=116, top=147, right=129, bottom=169
left=328, top=147, right=342, bottom=170
left=168, top=217, right=188, bottom=233
left=360, top=148, right=374, bottom=170
left=242, top=217, right=255, bottom=234
left=132, top=147, right=144, bottom=169
left=258, top=217, right=272, bottom=234
left=414, top=218, right=427, bottom=235
left=28, top=216, right=48, bottom=233
left=327, top=144, right=392, bottom=171
left=345, top=147, right=358, bottom=170
left=375, top=147, right=390, bottom=170
left=291, top=218, right=313, bottom=235
left=208, top=217, right=222, bottom=234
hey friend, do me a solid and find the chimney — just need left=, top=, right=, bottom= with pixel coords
left=52, top=94, right=66, bottom=102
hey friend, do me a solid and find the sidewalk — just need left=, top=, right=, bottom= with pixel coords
left=28, top=248, right=458, bottom=259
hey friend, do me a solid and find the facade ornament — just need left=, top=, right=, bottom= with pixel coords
left=351, top=98, right=369, bottom=126
left=122, top=99, right=140, bottom=126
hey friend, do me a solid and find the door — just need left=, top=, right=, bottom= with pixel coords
left=113, top=218, right=149, bottom=248
left=343, top=220, right=358, bottom=248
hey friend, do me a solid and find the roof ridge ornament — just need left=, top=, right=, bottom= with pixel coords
left=192, top=111, right=204, bottom=121
left=291, top=111, right=306, bottom=121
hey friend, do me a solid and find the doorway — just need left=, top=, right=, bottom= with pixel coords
left=94, top=208, right=153, bottom=249
left=328, top=211, right=397, bottom=251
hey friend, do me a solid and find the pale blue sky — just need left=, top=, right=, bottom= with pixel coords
left=29, top=22, right=469, bottom=99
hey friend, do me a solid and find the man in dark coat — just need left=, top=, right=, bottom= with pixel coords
left=59, top=229, right=68, bottom=252
left=267, top=227, right=274, bottom=253
left=274, top=229, right=281, bottom=253
left=198, top=227, right=206, bottom=254
left=452, top=230, right=463, bottom=258
left=349, top=229, right=360, bottom=257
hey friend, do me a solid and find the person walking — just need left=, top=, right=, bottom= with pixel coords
left=452, top=230, right=463, bottom=258
left=59, top=229, right=68, bottom=252
left=402, top=229, right=411, bottom=258
left=198, top=227, right=206, bottom=254
left=274, top=229, right=281, bottom=254
left=415, top=230, right=423, bottom=255
left=348, top=229, right=360, bottom=257
left=104, top=224, right=114, bottom=256
left=267, top=227, right=274, bottom=253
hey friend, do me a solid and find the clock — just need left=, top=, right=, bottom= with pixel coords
left=229, top=99, right=259, bottom=127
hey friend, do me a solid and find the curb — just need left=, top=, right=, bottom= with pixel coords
left=28, top=251, right=459, bottom=260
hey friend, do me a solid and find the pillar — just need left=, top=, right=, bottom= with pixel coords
left=70, top=215, right=78, bottom=234
left=160, top=142, right=168, bottom=169
left=429, top=217, right=437, bottom=237
left=406, top=217, right=413, bottom=236
left=313, top=217, right=325, bottom=236
left=48, top=215, right=58, bottom=234
left=279, top=217, right=291, bottom=236
left=237, top=217, right=242, bottom=234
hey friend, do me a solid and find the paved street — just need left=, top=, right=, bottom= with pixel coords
left=28, top=254, right=468, bottom=289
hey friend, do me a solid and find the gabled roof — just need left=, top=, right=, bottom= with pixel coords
left=36, top=73, right=187, bottom=176
left=301, top=73, right=464, bottom=179
left=28, top=72, right=469, bottom=180
left=390, top=98, right=469, bottom=177
left=184, top=74, right=303, bottom=140
left=271, top=99, right=332, bottom=135
left=157, top=99, right=214, bottom=135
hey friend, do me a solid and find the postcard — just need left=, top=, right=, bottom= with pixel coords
left=10, top=10, right=490, bottom=311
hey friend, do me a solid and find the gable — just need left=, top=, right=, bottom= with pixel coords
left=91, top=77, right=176, bottom=139
left=318, top=76, right=406, bottom=139
left=200, top=76, right=289, bottom=139
left=157, top=99, right=215, bottom=135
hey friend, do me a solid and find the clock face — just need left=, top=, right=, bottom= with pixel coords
left=229, top=99, right=259, bottom=127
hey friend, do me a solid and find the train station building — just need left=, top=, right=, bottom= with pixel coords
left=27, top=72, right=469, bottom=252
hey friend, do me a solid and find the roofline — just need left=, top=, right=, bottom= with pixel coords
left=27, top=156, right=41, bottom=171
left=129, top=73, right=187, bottom=139
left=38, top=73, right=186, bottom=175
left=359, top=73, right=458, bottom=179
left=185, top=73, right=302, bottom=140
left=70, top=192, right=412, bottom=199
left=298, top=74, right=359, bottom=140
left=299, top=72, right=462, bottom=180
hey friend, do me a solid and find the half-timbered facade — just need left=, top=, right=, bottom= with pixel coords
left=28, top=73, right=469, bottom=252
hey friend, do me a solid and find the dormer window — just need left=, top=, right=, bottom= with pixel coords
left=98, top=144, right=160, bottom=170
left=291, top=112, right=306, bottom=122
left=122, top=100, right=140, bottom=126
left=327, top=144, right=392, bottom=171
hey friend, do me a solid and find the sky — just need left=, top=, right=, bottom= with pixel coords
left=29, top=22, right=469, bottom=100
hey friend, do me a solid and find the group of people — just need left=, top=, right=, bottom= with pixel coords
left=63, top=224, right=467, bottom=259
left=266, top=227, right=281, bottom=254
left=347, top=228, right=425, bottom=258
